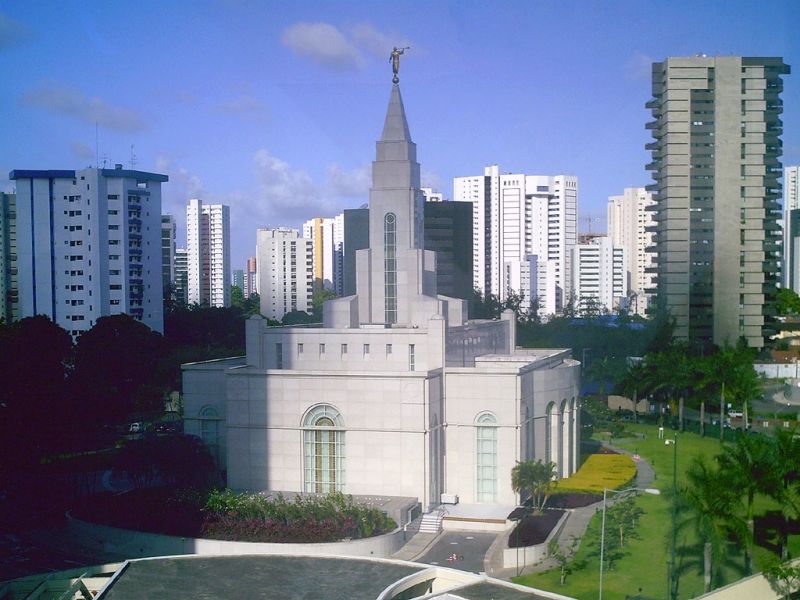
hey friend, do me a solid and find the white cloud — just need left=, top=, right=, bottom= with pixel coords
left=626, top=52, right=654, bottom=81
left=71, top=141, right=95, bottom=160
left=217, top=94, right=268, bottom=121
left=326, top=163, right=370, bottom=197
left=421, top=168, right=443, bottom=193
left=349, top=23, right=411, bottom=59
left=20, top=82, right=145, bottom=132
left=281, top=22, right=363, bottom=70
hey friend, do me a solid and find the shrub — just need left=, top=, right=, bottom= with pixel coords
left=201, top=490, right=397, bottom=543
left=554, top=454, right=636, bottom=493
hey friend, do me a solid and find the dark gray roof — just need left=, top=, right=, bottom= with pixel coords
left=97, top=555, right=424, bottom=600
left=432, top=582, right=555, bottom=600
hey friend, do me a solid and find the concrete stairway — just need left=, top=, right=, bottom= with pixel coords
left=418, top=511, right=444, bottom=534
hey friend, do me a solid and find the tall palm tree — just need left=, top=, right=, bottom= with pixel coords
left=678, top=456, right=748, bottom=592
left=716, top=433, right=776, bottom=574
left=767, top=429, right=800, bottom=559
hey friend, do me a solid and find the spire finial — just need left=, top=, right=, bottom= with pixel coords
left=390, top=46, right=410, bottom=84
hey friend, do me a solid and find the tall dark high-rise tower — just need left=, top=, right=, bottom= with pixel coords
left=647, top=56, right=790, bottom=348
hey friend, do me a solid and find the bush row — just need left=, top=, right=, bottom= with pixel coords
left=554, top=454, right=636, bottom=493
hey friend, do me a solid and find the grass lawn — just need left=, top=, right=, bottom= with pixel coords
left=513, top=423, right=790, bottom=599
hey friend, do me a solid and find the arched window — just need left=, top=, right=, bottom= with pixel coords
left=475, top=412, right=497, bottom=503
left=302, top=404, right=344, bottom=493
left=384, top=212, right=397, bottom=324
left=200, top=405, right=220, bottom=463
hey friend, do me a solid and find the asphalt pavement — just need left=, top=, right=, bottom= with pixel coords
left=416, top=531, right=497, bottom=574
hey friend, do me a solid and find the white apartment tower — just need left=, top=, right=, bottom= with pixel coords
left=10, top=166, right=167, bottom=334
left=607, top=187, right=656, bottom=315
left=257, top=227, right=314, bottom=321
left=454, top=167, right=577, bottom=315
left=784, top=166, right=800, bottom=292
left=186, top=198, right=231, bottom=308
left=571, top=236, right=627, bottom=314
left=302, top=215, right=344, bottom=296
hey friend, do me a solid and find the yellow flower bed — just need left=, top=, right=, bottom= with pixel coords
left=554, top=454, right=636, bottom=493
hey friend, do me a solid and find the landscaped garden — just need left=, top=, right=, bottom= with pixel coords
left=74, top=487, right=397, bottom=543
left=513, top=422, right=800, bottom=599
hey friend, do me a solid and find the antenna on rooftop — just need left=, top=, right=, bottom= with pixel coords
left=130, top=144, right=138, bottom=170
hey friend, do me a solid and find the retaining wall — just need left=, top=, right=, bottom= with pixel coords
left=66, top=514, right=405, bottom=560
left=501, top=510, right=570, bottom=569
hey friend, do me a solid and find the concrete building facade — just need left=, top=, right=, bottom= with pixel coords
left=302, top=215, right=344, bottom=296
left=161, top=214, right=176, bottom=297
left=453, top=168, right=577, bottom=315
left=0, top=192, right=17, bottom=323
left=10, top=166, right=166, bottom=335
left=244, top=256, right=257, bottom=298
left=784, top=166, right=800, bottom=292
left=174, top=248, right=188, bottom=306
left=571, top=236, right=628, bottom=314
left=647, top=56, right=789, bottom=348
left=256, top=228, right=314, bottom=321
left=607, top=187, right=656, bottom=315
left=183, top=83, right=580, bottom=512
left=187, top=198, right=231, bottom=308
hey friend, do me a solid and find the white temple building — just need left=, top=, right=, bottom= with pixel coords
left=183, top=82, right=580, bottom=511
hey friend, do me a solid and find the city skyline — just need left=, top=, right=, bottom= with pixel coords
left=1, top=1, right=798, bottom=268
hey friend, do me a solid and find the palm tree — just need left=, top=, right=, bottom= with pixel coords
left=678, top=456, right=748, bottom=592
left=767, top=429, right=800, bottom=560
left=716, top=433, right=776, bottom=574
left=511, top=460, right=557, bottom=513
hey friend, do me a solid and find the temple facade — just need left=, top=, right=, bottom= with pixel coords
left=183, top=83, right=580, bottom=510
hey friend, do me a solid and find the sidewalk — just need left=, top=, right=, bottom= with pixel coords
left=484, top=440, right=656, bottom=580
left=391, top=531, right=439, bottom=561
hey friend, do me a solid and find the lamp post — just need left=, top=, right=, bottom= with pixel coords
left=598, top=486, right=660, bottom=600
left=665, top=435, right=678, bottom=600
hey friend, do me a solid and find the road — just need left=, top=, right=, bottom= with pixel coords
left=416, top=531, right=497, bottom=574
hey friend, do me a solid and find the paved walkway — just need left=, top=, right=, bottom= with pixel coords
left=483, top=439, right=656, bottom=580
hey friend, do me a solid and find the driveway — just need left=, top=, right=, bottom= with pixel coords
left=416, top=531, right=497, bottom=574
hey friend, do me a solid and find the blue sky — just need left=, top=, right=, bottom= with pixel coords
left=1, top=0, right=798, bottom=268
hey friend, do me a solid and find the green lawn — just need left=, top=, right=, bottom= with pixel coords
left=513, top=423, right=791, bottom=599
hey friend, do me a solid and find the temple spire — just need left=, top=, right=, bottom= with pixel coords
left=380, top=84, right=412, bottom=143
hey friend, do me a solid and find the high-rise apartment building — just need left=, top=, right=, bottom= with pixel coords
left=232, top=269, right=244, bottom=291
left=647, top=56, right=789, bottom=348
left=607, top=187, right=656, bottom=315
left=571, top=236, right=627, bottom=314
left=256, top=227, right=313, bottom=321
left=10, top=166, right=167, bottom=334
left=0, top=192, right=18, bottom=323
left=302, top=215, right=344, bottom=296
left=244, top=256, right=257, bottom=298
left=161, top=214, right=176, bottom=296
left=174, top=248, right=188, bottom=305
left=453, top=166, right=577, bottom=315
left=186, top=198, right=231, bottom=308
left=784, top=166, right=800, bottom=292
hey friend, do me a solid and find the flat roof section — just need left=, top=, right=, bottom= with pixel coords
left=97, top=555, right=424, bottom=600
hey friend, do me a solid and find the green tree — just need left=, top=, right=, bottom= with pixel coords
left=231, top=284, right=245, bottom=307
left=716, top=433, right=776, bottom=574
left=777, top=288, right=800, bottom=315
left=678, top=456, right=748, bottom=592
left=72, top=314, right=167, bottom=426
left=0, top=316, right=74, bottom=481
left=511, top=460, right=556, bottom=513
left=606, top=496, right=644, bottom=549
left=548, top=535, right=583, bottom=585
left=585, top=354, right=627, bottom=403
left=312, top=288, right=337, bottom=321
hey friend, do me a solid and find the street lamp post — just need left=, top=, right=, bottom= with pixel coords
left=666, top=435, right=678, bottom=600
left=599, top=486, right=660, bottom=600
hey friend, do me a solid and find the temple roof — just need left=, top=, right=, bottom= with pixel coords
left=380, top=84, right=412, bottom=143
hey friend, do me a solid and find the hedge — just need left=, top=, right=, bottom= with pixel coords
left=553, top=454, right=636, bottom=493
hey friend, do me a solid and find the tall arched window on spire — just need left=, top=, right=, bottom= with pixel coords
left=302, top=404, right=344, bottom=493
left=384, top=212, right=397, bottom=324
